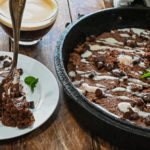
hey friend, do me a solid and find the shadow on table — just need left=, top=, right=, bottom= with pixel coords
left=0, top=94, right=61, bottom=145
left=64, top=92, right=150, bottom=150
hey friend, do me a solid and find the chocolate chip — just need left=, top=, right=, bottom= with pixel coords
left=17, top=68, right=23, bottom=75
left=65, top=22, right=70, bottom=28
left=123, top=39, right=127, bottom=46
left=127, top=41, right=138, bottom=48
left=97, top=62, right=104, bottom=69
left=89, top=72, right=95, bottom=78
left=132, top=56, right=141, bottom=65
left=132, top=59, right=140, bottom=65
left=123, top=108, right=139, bottom=120
left=27, top=101, right=35, bottom=109
left=95, top=89, right=104, bottom=98
left=140, top=35, right=149, bottom=41
left=133, top=98, right=146, bottom=111
left=131, top=101, right=136, bottom=107
left=114, top=62, right=119, bottom=68
left=143, top=94, right=150, bottom=102
left=136, top=98, right=145, bottom=106
left=0, top=56, right=5, bottom=61
left=89, top=74, right=94, bottom=78
left=143, top=84, right=150, bottom=89
left=89, top=70, right=96, bottom=78
left=105, top=63, right=113, bottom=71
left=3, top=61, right=11, bottom=68
left=145, top=116, right=150, bottom=126
left=112, top=69, right=124, bottom=77
left=94, top=56, right=105, bottom=70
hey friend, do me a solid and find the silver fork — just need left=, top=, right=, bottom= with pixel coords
left=8, top=0, right=26, bottom=77
left=0, top=0, right=26, bottom=92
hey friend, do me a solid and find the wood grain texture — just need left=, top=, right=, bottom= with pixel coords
left=0, top=0, right=122, bottom=150
left=0, top=28, right=10, bottom=52
left=68, top=0, right=105, bottom=21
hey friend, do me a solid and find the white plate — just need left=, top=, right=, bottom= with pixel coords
left=0, top=51, right=59, bottom=140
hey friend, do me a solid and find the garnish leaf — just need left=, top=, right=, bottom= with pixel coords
left=140, top=72, right=150, bottom=79
left=24, top=76, right=39, bottom=92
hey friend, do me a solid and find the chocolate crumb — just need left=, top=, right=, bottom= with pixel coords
left=89, top=72, right=95, bottom=78
left=17, top=68, right=23, bottom=75
left=134, top=98, right=145, bottom=111
left=136, top=98, right=145, bottom=106
left=95, top=89, right=104, bottom=98
left=123, top=39, right=127, bottom=46
left=123, top=108, right=139, bottom=120
left=132, top=58, right=141, bottom=65
left=97, top=62, right=104, bottom=69
left=27, top=101, right=35, bottom=109
left=3, top=61, right=11, bottom=68
left=105, top=63, right=113, bottom=71
left=0, top=56, right=4, bottom=61
left=143, top=94, right=150, bottom=103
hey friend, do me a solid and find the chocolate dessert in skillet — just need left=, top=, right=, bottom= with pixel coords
left=67, top=28, right=150, bottom=127
left=0, top=55, right=34, bottom=128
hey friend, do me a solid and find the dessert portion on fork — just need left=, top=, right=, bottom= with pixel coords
left=0, top=55, right=35, bottom=128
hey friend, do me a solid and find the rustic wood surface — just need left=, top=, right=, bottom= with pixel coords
left=0, top=0, right=126, bottom=150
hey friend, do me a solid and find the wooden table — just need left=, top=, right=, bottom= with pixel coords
left=0, top=0, right=124, bottom=150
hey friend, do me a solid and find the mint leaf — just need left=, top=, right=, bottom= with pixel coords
left=24, top=76, right=39, bottom=92
left=140, top=72, right=150, bottom=78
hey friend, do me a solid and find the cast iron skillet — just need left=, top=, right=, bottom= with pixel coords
left=55, top=7, right=150, bottom=148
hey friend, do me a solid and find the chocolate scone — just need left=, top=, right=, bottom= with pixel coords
left=67, top=28, right=150, bottom=127
left=0, top=55, right=35, bottom=128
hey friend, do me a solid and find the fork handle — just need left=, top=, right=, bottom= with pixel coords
left=8, top=0, right=26, bottom=76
